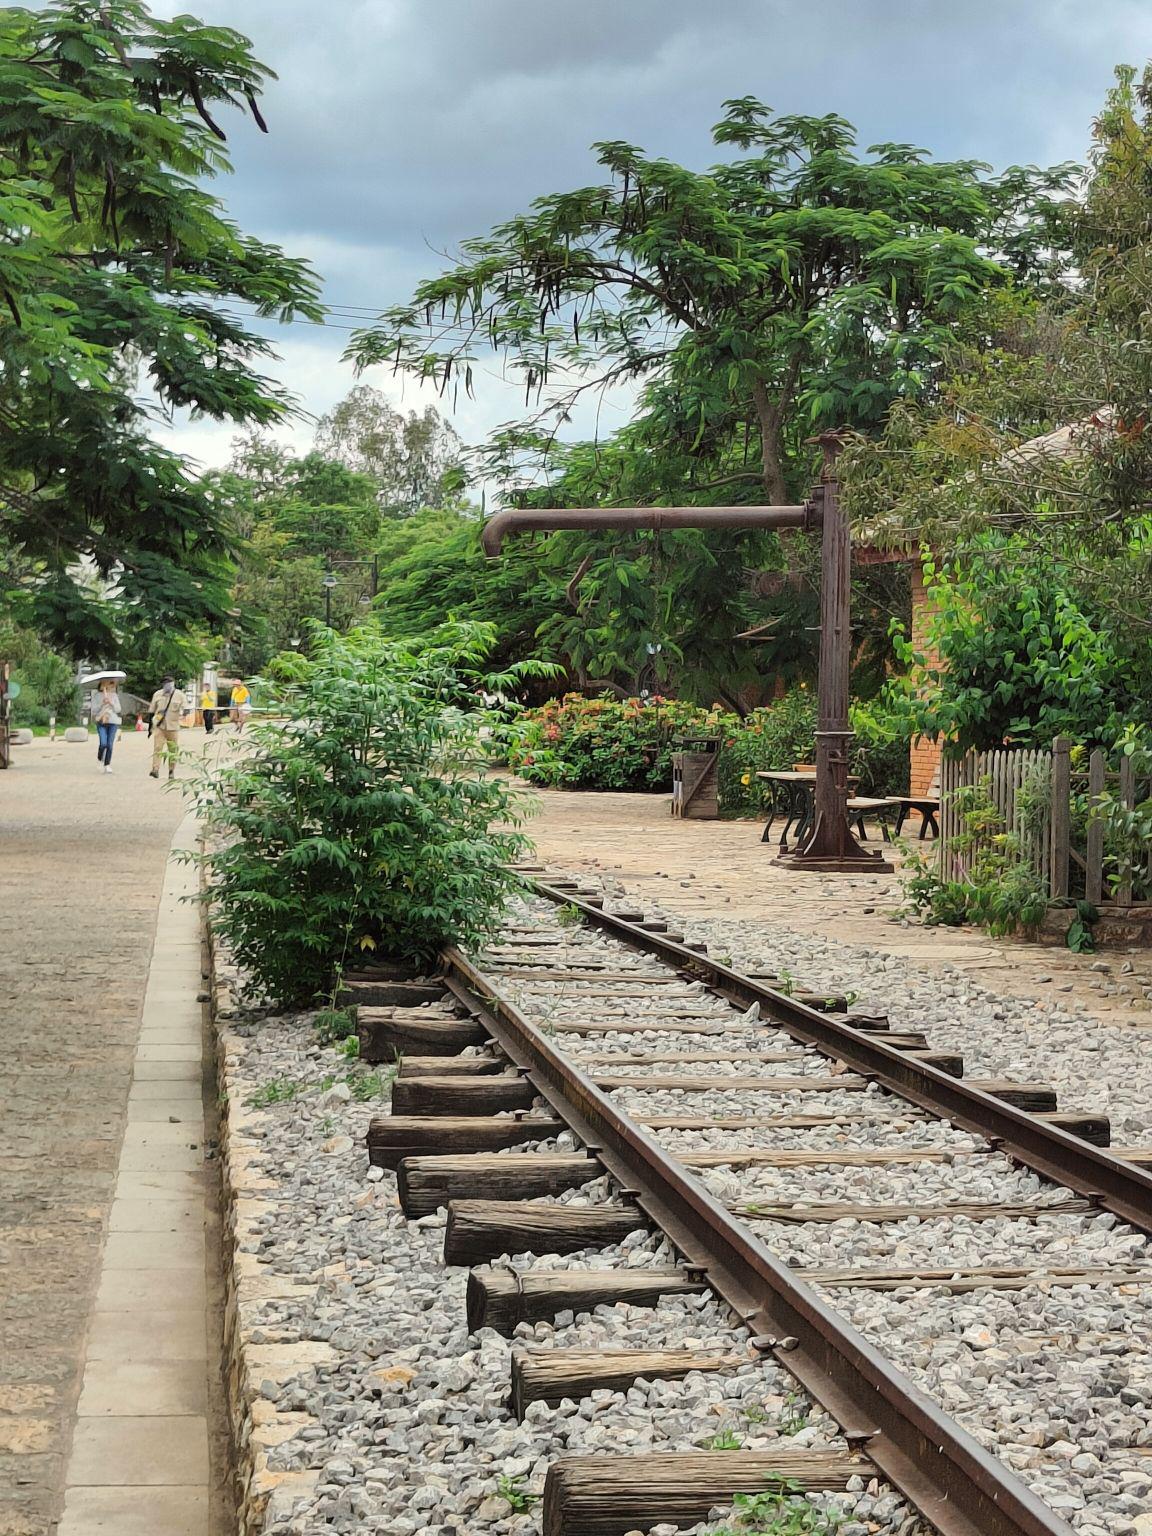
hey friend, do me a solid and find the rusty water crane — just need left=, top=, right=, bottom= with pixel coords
left=481, top=433, right=890, bottom=873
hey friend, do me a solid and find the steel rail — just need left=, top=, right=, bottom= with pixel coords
left=441, top=944, right=1077, bottom=1536
left=527, top=880, right=1152, bottom=1234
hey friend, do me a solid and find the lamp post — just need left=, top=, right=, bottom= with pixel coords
left=322, top=555, right=379, bottom=628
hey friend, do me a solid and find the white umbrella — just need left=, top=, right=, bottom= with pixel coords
left=79, top=669, right=127, bottom=686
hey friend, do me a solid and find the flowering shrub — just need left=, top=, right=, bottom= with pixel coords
left=717, top=691, right=819, bottom=817
left=503, top=693, right=728, bottom=792
left=505, top=688, right=910, bottom=813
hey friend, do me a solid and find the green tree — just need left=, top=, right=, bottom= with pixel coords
left=887, top=538, right=1144, bottom=752
left=353, top=100, right=1075, bottom=504
left=210, top=437, right=384, bottom=671
left=841, top=67, right=1152, bottom=638
left=314, top=386, right=463, bottom=515
left=350, top=101, right=1075, bottom=697
left=0, top=1, right=322, bottom=654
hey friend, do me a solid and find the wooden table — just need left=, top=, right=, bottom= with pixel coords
left=756, top=771, right=818, bottom=851
left=757, top=770, right=873, bottom=851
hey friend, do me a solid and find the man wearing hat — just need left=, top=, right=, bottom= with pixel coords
left=147, top=675, right=186, bottom=780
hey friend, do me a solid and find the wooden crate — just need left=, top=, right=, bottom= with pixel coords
left=671, top=749, right=719, bottom=819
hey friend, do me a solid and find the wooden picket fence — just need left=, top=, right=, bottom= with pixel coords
left=939, top=746, right=1052, bottom=890
left=939, top=737, right=1152, bottom=907
left=1050, top=737, right=1152, bottom=907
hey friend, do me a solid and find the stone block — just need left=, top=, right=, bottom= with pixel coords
left=64, top=726, right=90, bottom=743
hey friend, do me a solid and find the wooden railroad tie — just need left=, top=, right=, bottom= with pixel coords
left=358, top=1008, right=484, bottom=1063
left=486, top=968, right=688, bottom=982
left=511, top=1345, right=747, bottom=1417
left=546, top=1015, right=757, bottom=1032
left=443, top=1199, right=645, bottom=1266
left=575, top=1049, right=812, bottom=1068
left=681, top=1145, right=954, bottom=1169
left=735, top=1197, right=1094, bottom=1224
left=367, top=1115, right=564, bottom=1170
left=639, top=1111, right=929, bottom=1130
left=340, top=978, right=450, bottom=1009
left=591, top=1056, right=1022, bottom=1092
left=466, top=1265, right=706, bottom=1334
left=593, top=1072, right=868, bottom=1093
left=390, top=1074, right=538, bottom=1117
left=540, top=1450, right=867, bottom=1536
left=395, top=1055, right=504, bottom=1077
left=804, top=1262, right=1152, bottom=1293
left=397, top=1153, right=600, bottom=1218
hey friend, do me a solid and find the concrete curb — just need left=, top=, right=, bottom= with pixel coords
left=208, top=931, right=328, bottom=1532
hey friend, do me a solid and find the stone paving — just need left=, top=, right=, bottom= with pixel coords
left=0, top=730, right=228, bottom=1536
left=519, top=786, right=1152, bottom=1027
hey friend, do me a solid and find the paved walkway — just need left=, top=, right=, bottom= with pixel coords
left=521, top=787, right=1152, bottom=1024
left=0, top=729, right=229, bottom=1536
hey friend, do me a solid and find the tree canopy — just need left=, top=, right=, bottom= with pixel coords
left=0, top=0, right=322, bottom=654
left=347, top=102, right=1074, bottom=698
left=314, top=386, right=463, bottom=516
left=352, top=99, right=1075, bottom=504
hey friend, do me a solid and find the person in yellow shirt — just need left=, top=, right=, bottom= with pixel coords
left=229, top=679, right=251, bottom=730
left=200, top=686, right=216, bottom=734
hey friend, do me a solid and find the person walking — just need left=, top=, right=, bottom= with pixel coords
left=200, top=684, right=216, bottom=734
left=89, top=677, right=122, bottom=774
left=229, top=678, right=251, bottom=731
left=148, top=675, right=186, bottom=779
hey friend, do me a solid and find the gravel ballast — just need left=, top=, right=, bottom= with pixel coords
left=212, top=875, right=1152, bottom=1536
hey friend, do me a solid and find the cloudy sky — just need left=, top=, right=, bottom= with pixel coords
left=148, top=0, right=1152, bottom=473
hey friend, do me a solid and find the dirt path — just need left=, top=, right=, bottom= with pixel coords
left=521, top=785, right=1152, bottom=1025
left=0, top=729, right=198, bottom=1536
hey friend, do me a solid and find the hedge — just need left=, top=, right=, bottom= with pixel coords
left=503, top=689, right=911, bottom=815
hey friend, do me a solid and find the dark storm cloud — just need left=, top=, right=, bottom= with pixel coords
left=144, top=0, right=1152, bottom=458
left=177, top=1, right=1152, bottom=282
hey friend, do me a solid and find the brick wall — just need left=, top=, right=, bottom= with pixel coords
left=908, top=554, right=943, bottom=796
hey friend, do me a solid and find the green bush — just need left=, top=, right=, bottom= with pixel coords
left=503, top=693, right=730, bottom=792
left=0, top=624, right=75, bottom=725
left=190, top=622, right=542, bottom=1006
left=901, top=778, right=1048, bottom=937
left=849, top=697, right=911, bottom=796
left=505, top=686, right=911, bottom=814
left=717, top=691, right=818, bottom=818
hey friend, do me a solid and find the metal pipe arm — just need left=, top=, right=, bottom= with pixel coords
left=481, top=503, right=817, bottom=557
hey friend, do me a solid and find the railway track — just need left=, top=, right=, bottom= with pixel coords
left=356, top=869, right=1152, bottom=1536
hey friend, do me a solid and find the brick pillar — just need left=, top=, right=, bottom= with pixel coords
left=909, top=553, right=943, bottom=796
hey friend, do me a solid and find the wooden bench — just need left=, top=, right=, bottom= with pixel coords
left=847, top=796, right=900, bottom=842
left=894, top=769, right=940, bottom=839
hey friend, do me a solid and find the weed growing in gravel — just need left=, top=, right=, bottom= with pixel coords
left=713, top=1482, right=841, bottom=1534
left=338, top=1035, right=360, bottom=1061
left=315, top=1007, right=357, bottom=1044
left=703, top=1427, right=744, bottom=1449
left=346, top=1068, right=396, bottom=1101
left=778, top=1391, right=810, bottom=1435
left=247, top=1078, right=301, bottom=1108
left=495, top=1473, right=537, bottom=1512
left=555, top=903, right=582, bottom=927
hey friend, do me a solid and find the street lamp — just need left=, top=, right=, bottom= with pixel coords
left=322, top=569, right=337, bottom=627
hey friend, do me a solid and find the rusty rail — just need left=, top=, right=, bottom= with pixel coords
left=441, top=936, right=1078, bottom=1536
left=526, top=880, right=1152, bottom=1234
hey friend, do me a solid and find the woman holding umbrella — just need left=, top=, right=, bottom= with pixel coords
left=83, top=669, right=126, bottom=774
